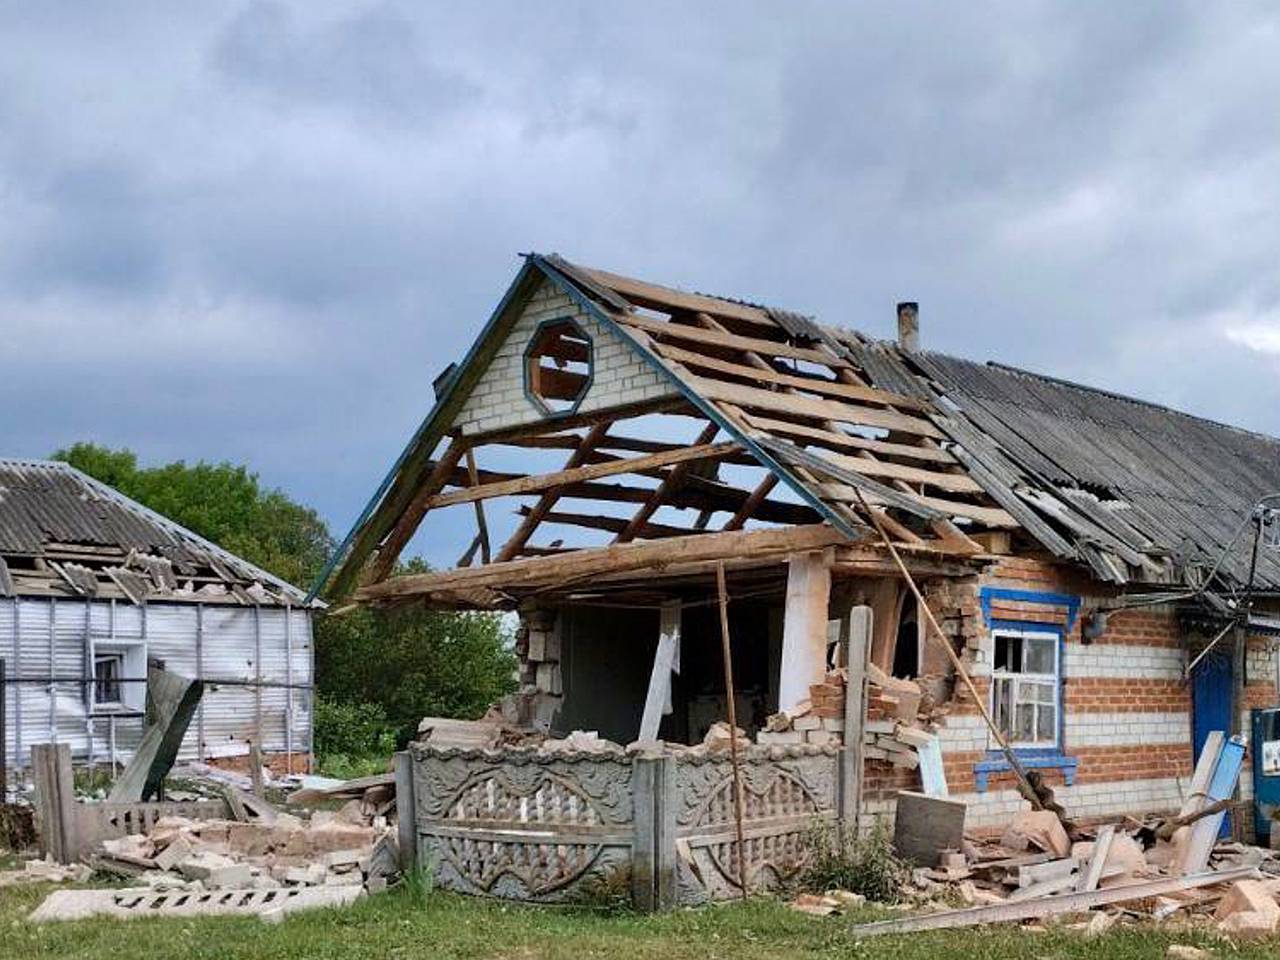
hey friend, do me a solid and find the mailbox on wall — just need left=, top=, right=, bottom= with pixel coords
left=1251, top=708, right=1280, bottom=845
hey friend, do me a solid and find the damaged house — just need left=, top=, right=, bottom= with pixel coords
left=315, top=254, right=1280, bottom=907
left=0, top=458, right=319, bottom=779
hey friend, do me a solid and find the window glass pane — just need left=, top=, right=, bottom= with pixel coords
left=1024, top=637, right=1055, bottom=674
left=1031, top=681, right=1054, bottom=704
left=95, top=655, right=122, bottom=704
left=1014, top=702, right=1035, bottom=741
left=993, top=678, right=1013, bottom=737
left=1036, top=704, right=1057, bottom=742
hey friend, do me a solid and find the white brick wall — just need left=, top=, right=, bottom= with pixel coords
left=933, top=710, right=1188, bottom=752
left=1065, top=644, right=1185, bottom=679
left=1065, top=711, right=1189, bottom=747
left=453, top=277, right=678, bottom=436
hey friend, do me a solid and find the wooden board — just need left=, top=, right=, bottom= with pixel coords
left=807, top=448, right=983, bottom=494
left=738, top=412, right=957, bottom=465
left=618, top=313, right=843, bottom=366
left=650, top=340, right=930, bottom=411
left=357, top=523, right=851, bottom=600
left=423, top=441, right=740, bottom=509
left=689, top=375, right=945, bottom=439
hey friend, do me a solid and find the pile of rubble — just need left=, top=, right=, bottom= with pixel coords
left=757, top=665, right=945, bottom=775
left=91, top=803, right=397, bottom=895
left=822, top=804, right=1280, bottom=940
left=24, top=774, right=402, bottom=923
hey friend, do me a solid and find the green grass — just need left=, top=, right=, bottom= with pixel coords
left=0, top=879, right=1276, bottom=960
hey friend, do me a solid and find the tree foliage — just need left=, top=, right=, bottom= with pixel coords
left=316, top=562, right=517, bottom=745
left=53, top=442, right=516, bottom=749
left=53, top=442, right=333, bottom=588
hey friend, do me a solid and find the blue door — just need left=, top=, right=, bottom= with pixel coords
left=1191, top=650, right=1234, bottom=837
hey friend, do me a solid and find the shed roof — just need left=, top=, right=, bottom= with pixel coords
left=0, top=458, right=316, bottom=607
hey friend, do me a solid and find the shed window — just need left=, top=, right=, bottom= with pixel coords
left=991, top=629, right=1060, bottom=748
left=524, top=318, right=593, bottom=414
left=94, top=653, right=125, bottom=706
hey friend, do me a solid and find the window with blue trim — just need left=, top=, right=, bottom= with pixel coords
left=991, top=628, right=1060, bottom=748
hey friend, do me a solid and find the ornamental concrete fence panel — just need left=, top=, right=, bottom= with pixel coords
left=400, top=743, right=841, bottom=911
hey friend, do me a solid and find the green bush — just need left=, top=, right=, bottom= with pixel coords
left=314, top=695, right=397, bottom=763
left=799, top=816, right=909, bottom=904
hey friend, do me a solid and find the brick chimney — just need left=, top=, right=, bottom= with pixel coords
left=897, top=301, right=919, bottom=352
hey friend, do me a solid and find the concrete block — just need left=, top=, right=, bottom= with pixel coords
left=177, top=852, right=237, bottom=881
left=153, top=834, right=194, bottom=872
left=322, top=848, right=364, bottom=869
left=206, top=864, right=254, bottom=889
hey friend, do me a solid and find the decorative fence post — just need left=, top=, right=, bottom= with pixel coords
left=394, top=750, right=417, bottom=874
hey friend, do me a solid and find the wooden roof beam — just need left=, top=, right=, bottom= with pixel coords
left=367, top=436, right=468, bottom=583
left=355, top=523, right=852, bottom=602
left=614, top=422, right=721, bottom=543
left=494, top=422, right=611, bottom=563
left=423, top=440, right=742, bottom=511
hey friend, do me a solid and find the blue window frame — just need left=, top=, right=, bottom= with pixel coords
left=973, top=588, right=1080, bottom=791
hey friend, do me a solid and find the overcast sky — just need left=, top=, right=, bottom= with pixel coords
left=3, top=2, right=1279, bottom=568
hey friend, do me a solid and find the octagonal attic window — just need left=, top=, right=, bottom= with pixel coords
left=524, top=318, right=593, bottom=415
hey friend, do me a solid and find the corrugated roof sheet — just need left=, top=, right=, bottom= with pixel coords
left=0, top=459, right=315, bottom=606
left=917, top=356, right=1280, bottom=591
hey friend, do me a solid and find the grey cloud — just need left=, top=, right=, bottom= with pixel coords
left=2, top=1, right=1279, bottom=569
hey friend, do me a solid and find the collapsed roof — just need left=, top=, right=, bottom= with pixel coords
left=317, top=253, right=1280, bottom=605
left=0, top=458, right=316, bottom=607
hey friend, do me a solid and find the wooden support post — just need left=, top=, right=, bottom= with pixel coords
left=369, top=437, right=469, bottom=582
left=464, top=448, right=491, bottom=564
left=841, top=606, right=871, bottom=836
left=394, top=750, right=418, bottom=873
left=248, top=741, right=265, bottom=799
left=638, top=601, right=681, bottom=742
left=716, top=562, right=749, bottom=900
left=33, top=742, right=78, bottom=864
left=778, top=550, right=832, bottom=713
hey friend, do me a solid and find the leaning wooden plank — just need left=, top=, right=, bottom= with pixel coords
left=107, top=668, right=204, bottom=803
left=650, top=340, right=930, bottom=411
left=638, top=601, right=682, bottom=741
left=849, top=866, right=1260, bottom=938
left=1179, top=731, right=1224, bottom=819
left=618, top=313, right=843, bottom=365
left=356, top=524, right=851, bottom=600
left=690, top=375, right=945, bottom=439
left=1077, top=824, right=1114, bottom=892
left=1178, top=734, right=1245, bottom=875
left=495, top=422, right=612, bottom=562
left=369, top=437, right=469, bottom=581
left=422, top=441, right=741, bottom=509
left=30, top=885, right=363, bottom=923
